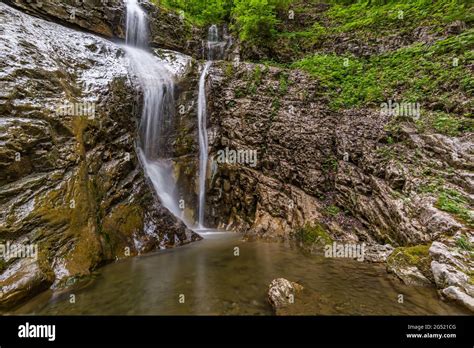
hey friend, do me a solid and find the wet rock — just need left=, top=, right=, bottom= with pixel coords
left=0, top=3, right=199, bottom=308
left=5, top=0, right=126, bottom=38
left=268, top=278, right=303, bottom=313
left=4, top=0, right=201, bottom=56
left=386, top=245, right=433, bottom=287
left=430, top=239, right=474, bottom=312
left=206, top=61, right=471, bottom=248
left=441, top=286, right=474, bottom=312
left=364, top=244, right=394, bottom=263
left=389, top=265, right=432, bottom=287
left=0, top=258, right=52, bottom=308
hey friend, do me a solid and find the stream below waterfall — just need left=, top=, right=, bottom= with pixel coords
left=10, top=232, right=469, bottom=315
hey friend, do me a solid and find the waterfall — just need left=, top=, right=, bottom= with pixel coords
left=197, top=61, right=211, bottom=228
left=124, top=0, right=184, bottom=222
left=125, top=0, right=147, bottom=48
left=197, top=25, right=224, bottom=228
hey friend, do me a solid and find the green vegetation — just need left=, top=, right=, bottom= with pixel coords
left=278, top=72, right=289, bottom=94
left=293, top=30, right=474, bottom=110
left=157, top=0, right=291, bottom=42
left=387, top=244, right=432, bottom=278
left=436, top=189, right=473, bottom=227
left=224, top=62, right=234, bottom=77
left=295, top=222, right=332, bottom=246
left=418, top=111, right=474, bottom=137
left=456, top=234, right=473, bottom=252
left=324, top=205, right=340, bottom=216
left=322, top=155, right=338, bottom=172
left=327, top=0, right=472, bottom=35
left=157, top=0, right=233, bottom=25
left=232, top=0, right=291, bottom=43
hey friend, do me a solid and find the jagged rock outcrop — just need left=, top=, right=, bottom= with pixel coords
left=430, top=237, right=474, bottom=311
left=204, top=61, right=472, bottom=240
left=0, top=3, right=199, bottom=308
left=4, top=0, right=202, bottom=56
left=202, top=59, right=473, bottom=311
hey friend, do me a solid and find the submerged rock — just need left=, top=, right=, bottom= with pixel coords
left=268, top=278, right=304, bottom=313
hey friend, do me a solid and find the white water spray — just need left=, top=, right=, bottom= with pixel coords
left=197, top=25, right=224, bottom=228
left=125, top=0, right=184, bottom=222
left=125, top=0, right=147, bottom=48
left=197, top=61, right=211, bottom=228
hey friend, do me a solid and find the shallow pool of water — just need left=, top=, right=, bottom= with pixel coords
left=10, top=232, right=469, bottom=315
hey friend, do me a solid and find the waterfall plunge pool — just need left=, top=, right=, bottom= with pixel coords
left=10, top=232, right=469, bottom=315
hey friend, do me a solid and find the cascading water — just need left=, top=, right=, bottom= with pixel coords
left=197, top=61, right=211, bottom=228
left=124, top=0, right=184, bottom=221
left=197, top=25, right=225, bottom=229
left=125, top=0, right=147, bottom=48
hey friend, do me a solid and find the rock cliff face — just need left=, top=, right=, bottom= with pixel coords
left=0, top=0, right=472, bottom=313
left=203, top=61, right=473, bottom=310
left=4, top=0, right=202, bottom=56
left=0, top=2, right=199, bottom=308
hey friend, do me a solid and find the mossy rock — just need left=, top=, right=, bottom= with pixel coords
left=294, top=222, right=332, bottom=247
left=387, top=244, right=433, bottom=282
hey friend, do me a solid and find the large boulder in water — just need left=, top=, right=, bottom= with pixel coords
left=0, top=3, right=199, bottom=309
left=268, top=278, right=304, bottom=314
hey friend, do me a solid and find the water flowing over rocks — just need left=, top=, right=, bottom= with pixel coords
left=0, top=2, right=199, bottom=308
left=0, top=0, right=472, bottom=314
left=4, top=0, right=202, bottom=56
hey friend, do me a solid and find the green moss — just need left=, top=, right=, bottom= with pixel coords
left=246, top=66, right=263, bottom=95
left=324, top=205, right=340, bottom=216
left=322, top=156, right=338, bottom=172
left=295, top=222, right=332, bottom=246
left=436, top=189, right=473, bottom=227
left=234, top=87, right=245, bottom=98
left=279, top=72, right=289, bottom=95
left=224, top=62, right=234, bottom=77
left=387, top=244, right=432, bottom=278
left=416, top=111, right=474, bottom=137
left=103, top=204, right=143, bottom=237
left=417, top=176, right=445, bottom=194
